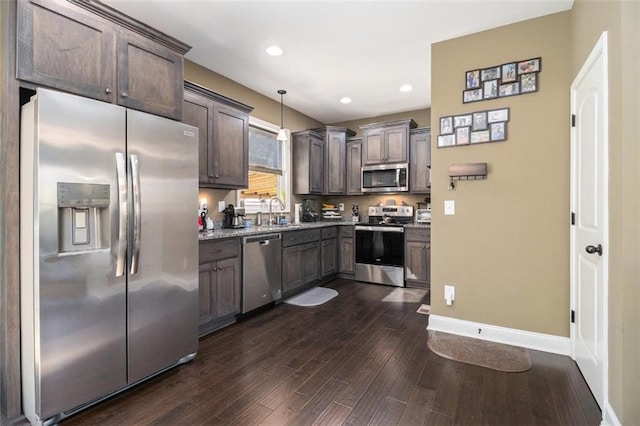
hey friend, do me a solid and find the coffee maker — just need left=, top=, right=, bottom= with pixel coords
left=222, top=204, right=245, bottom=229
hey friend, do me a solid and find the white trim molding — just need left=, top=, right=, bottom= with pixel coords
left=427, top=315, right=571, bottom=356
left=602, top=401, right=621, bottom=426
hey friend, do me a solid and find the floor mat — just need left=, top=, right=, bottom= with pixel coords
left=284, top=286, right=338, bottom=307
left=427, top=330, right=532, bottom=372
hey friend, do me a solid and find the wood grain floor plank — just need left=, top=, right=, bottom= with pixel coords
left=312, top=402, right=352, bottom=426
left=396, top=386, right=436, bottom=426
left=369, top=396, right=407, bottom=426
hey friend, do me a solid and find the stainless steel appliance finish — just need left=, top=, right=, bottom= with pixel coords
left=355, top=225, right=405, bottom=287
left=361, top=163, right=409, bottom=193
left=367, top=205, right=414, bottom=224
left=242, top=233, right=282, bottom=313
left=20, top=88, right=199, bottom=425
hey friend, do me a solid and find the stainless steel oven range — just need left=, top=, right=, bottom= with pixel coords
left=354, top=206, right=413, bottom=287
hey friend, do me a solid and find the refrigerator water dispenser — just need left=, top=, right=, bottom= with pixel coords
left=57, top=182, right=110, bottom=253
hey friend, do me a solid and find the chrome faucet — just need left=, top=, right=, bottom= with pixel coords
left=268, top=196, right=285, bottom=225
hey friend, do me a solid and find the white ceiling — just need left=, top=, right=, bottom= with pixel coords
left=102, top=0, right=573, bottom=124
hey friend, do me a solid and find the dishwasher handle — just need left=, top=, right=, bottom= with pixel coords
left=242, top=233, right=281, bottom=245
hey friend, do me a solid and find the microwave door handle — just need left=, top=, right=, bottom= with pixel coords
left=396, top=168, right=400, bottom=185
left=130, top=154, right=141, bottom=275
left=115, top=153, right=127, bottom=277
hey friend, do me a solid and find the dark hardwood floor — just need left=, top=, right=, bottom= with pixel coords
left=62, top=279, right=601, bottom=425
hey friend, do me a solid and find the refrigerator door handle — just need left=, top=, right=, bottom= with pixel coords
left=130, top=154, right=141, bottom=275
left=115, top=152, right=127, bottom=277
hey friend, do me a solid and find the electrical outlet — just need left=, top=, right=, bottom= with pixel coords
left=218, top=201, right=226, bottom=212
left=444, top=285, right=455, bottom=306
left=338, top=203, right=345, bottom=211
left=444, top=200, right=455, bottom=215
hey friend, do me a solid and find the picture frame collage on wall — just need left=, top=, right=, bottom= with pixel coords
left=438, top=107, right=510, bottom=148
left=463, top=57, right=541, bottom=103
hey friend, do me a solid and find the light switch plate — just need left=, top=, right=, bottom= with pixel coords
left=218, top=201, right=226, bottom=212
left=444, top=200, right=455, bottom=215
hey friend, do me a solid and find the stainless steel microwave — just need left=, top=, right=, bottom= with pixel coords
left=361, top=163, right=409, bottom=193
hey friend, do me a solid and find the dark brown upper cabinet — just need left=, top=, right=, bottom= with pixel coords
left=17, top=0, right=190, bottom=120
left=183, top=81, right=253, bottom=189
left=360, top=119, right=417, bottom=166
left=409, top=127, right=431, bottom=193
left=294, top=127, right=355, bottom=195
left=346, top=137, right=363, bottom=195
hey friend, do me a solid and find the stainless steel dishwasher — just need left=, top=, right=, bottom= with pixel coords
left=242, top=233, right=282, bottom=313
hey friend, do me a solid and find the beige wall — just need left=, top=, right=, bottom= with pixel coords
left=571, top=0, right=640, bottom=422
left=430, top=12, right=571, bottom=336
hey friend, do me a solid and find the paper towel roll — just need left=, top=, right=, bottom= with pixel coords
left=294, top=203, right=302, bottom=224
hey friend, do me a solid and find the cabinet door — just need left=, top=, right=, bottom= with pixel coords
left=385, top=125, right=409, bottom=163
left=405, top=241, right=428, bottom=282
left=183, top=91, right=214, bottom=184
left=302, top=243, right=321, bottom=284
left=116, top=29, right=183, bottom=120
left=346, top=140, right=362, bottom=195
left=321, top=238, right=337, bottom=277
left=309, top=137, right=325, bottom=194
left=325, top=132, right=345, bottom=194
left=339, top=236, right=354, bottom=274
left=17, top=0, right=116, bottom=102
left=282, top=246, right=303, bottom=291
left=215, top=257, right=241, bottom=318
left=363, top=129, right=384, bottom=165
left=198, top=262, right=215, bottom=328
left=410, top=129, right=431, bottom=193
left=211, top=102, right=249, bottom=188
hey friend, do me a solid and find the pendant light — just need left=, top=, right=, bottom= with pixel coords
left=276, top=89, right=288, bottom=142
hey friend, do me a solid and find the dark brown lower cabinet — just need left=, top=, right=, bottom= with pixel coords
left=404, top=227, right=430, bottom=289
left=282, top=241, right=320, bottom=296
left=198, top=239, right=241, bottom=336
left=321, top=238, right=337, bottom=277
left=339, top=226, right=355, bottom=274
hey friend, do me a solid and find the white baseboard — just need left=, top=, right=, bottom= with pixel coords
left=601, top=401, right=620, bottom=426
left=427, top=315, right=571, bottom=355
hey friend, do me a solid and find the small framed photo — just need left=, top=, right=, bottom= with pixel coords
left=483, top=79, right=498, bottom=99
left=490, top=122, right=506, bottom=141
left=466, top=70, right=481, bottom=89
left=481, top=66, right=500, bottom=81
left=438, top=134, right=455, bottom=147
left=501, top=63, right=517, bottom=82
left=454, top=114, right=472, bottom=128
left=520, top=73, right=538, bottom=93
left=499, top=82, right=520, bottom=97
left=487, top=108, right=510, bottom=123
left=517, top=57, right=541, bottom=74
left=471, top=130, right=490, bottom=143
left=472, top=111, right=488, bottom=131
left=456, top=127, right=470, bottom=145
left=463, top=88, right=483, bottom=103
left=440, top=116, right=454, bottom=135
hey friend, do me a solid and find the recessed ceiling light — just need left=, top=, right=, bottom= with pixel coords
left=400, top=84, right=413, bottom=92
left=340, top=97, right=352, bottom=104
left=266, top=45, right=284, bottom=56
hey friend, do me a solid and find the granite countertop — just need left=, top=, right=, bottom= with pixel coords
left=199, top=220, right=430, bottom=241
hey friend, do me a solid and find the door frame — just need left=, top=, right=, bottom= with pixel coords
left=569, top=31, right=609, bottom=411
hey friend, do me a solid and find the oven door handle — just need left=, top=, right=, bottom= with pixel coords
left=354, top=225, right=404, bottom=233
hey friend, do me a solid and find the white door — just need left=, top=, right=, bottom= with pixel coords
left=570, top=32, right=608, bottom=409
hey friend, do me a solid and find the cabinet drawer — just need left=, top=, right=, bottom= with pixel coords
left=405, top=227, right=430, bottom=242
left=282, top=229, right=321, bottom=247
left=339, top=226, right=354, bottom=238
left=199, top=238, right=240, bottom=263
left=321, top=226, right=337, bottom=240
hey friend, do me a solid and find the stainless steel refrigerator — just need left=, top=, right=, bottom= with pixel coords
left=20, top=88, right=199, bottom=425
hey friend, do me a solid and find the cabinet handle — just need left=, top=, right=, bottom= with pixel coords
left=212, top=267, right=217, bottom=271
left=218, top=266, right=223, bottom=271
left=215, top=175, right=219, bottom=179
left=121, top=92, right=128, bottom=98
left=105, top=88, right=112, bottom=94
